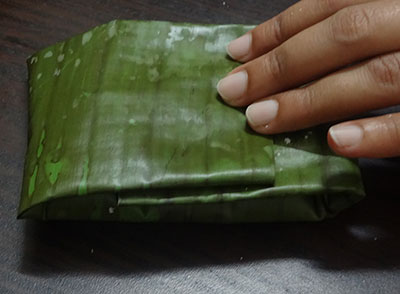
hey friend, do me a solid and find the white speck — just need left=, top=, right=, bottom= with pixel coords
left=90, top=248, right=94, bottom=254
left=304, top=135, right=309, bottom=139
left=374, top=237, right=378, bottom=241
left=54, top=68, right=61, bottom=76
left=264, top=125, right=269, bottom=129
left=69, top=49, right=74, bottom=54
left=222, top=1, right=226, bottom=5
left=129, top=119, right=136, bottom=125
left=36, top=73, right=42, bottom=80
left=108, top=207, right=115, bottom=214
left=276, top=152, right=281, bottom=157
left=299, top=7, right=303, bottom=12
left=290, top=12, right=294, bottom=16
left=74, top=59, right=81, bottom=67
left=44, top=51, right=53, bottom=58
left=279, top=167, right=283, bottom=172
left=30, top=56, right=38, bottom=64
left=239, top=256, right=243, bottom=261
left=57, top=54, right=64, bottom=62
left=284, top=137, right=291, bottom=145
left=388, top=114, right=393, bottom=118
left=62, top=114, right=67, bottom=120
left=72, top=98, right=79, bottom=108
left=157, top=30, right=161, bottom=35
left=82, top=31, right=93, bottom=45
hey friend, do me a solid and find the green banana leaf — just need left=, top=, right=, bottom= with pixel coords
left=18, top=20, right=365, bottom=222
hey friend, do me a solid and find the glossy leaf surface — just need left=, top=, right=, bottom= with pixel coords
left=19, top=20, right=365, bottom=222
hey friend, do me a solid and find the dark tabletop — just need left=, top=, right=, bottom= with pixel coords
left=1, top=0, right=400, bottom=293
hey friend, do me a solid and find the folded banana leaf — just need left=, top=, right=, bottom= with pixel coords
left=19, top=20, right=365, bottom=222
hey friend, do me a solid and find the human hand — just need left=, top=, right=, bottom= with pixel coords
left=217, top=0, right=400, bottom=158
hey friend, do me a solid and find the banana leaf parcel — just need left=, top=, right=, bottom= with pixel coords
left=18, top=20, right=365, bottom=222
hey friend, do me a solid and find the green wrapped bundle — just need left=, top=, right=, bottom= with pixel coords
left=19, top=20, right=365, bottom=222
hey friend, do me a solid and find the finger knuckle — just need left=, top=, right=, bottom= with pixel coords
left=268, top=14, right=284, bottom=45
left=319, top=0, right=343, bottom=13
left=330, top=6, right=372, bottom=45
left=367, top=53, right=400, bottom=90
left=383, top=115, right=400, bottom=145
left=297, top=88, right=317, bottom=120
left=263, top=49, right=286, bottom=82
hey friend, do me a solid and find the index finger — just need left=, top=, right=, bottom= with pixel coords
left=227, top=0, right=373, bottom=62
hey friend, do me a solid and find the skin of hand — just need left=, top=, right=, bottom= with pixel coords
left=217, top=0, right=400, bottom=158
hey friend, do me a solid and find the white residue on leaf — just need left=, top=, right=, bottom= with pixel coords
left=129, top=118, right=136, bottom=125
left=44, top=51, right=53, bottom=58
left=284, top=137, right=291, bottom=145
left=204, top=42, right=221, bottom=52
left=279, top=167, right=283, bottom=172
left=36, top=73, right=42, bottom=80
left=57, top=54, right=65, bottom=62
left=204, top=32, right=236, bottom=53
left=127, top=54, right=159, bottom=65
left=165, top=26, right=185, bottom=48
left=30, top=56, right=38, bottom=64
left=72, top=98, right=79, bottom=108
left=82, top=31, right=93, bottom=45
left=210, top=141, right=232, bottom=152
left=54, top=68, right=61, bottom=76
left=74, top=58, right=81, bottom=67
left=108, top=20, right=117, bottom=38
left=276, top=152, right=281, bottom=157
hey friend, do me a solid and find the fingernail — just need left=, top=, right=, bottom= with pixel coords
left=246, top=100, right=279, bottom=127
left=329, top=125, right=364, bottom=148
left=217, top=71, right=248, bottom=102
left=227, top=34, right=252, bottom=61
